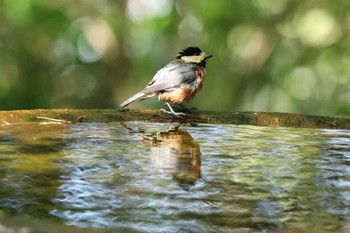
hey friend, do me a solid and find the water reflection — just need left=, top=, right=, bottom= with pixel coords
left=0, top=123, right=68, bottom=217
left=144, top=130, right=201, bottom=187
left=0, top=122, right=350, bottom=232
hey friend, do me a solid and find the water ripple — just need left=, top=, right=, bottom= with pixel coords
left=0, top=122, right=349, bottom=232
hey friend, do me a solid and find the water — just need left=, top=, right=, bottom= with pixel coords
left=0, top=121, right=349, bottom=232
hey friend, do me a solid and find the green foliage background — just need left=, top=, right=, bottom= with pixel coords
left=0, top=0, right=349, bottom=116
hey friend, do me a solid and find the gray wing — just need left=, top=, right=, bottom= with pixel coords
left=141, top=62, right=197, bottom=94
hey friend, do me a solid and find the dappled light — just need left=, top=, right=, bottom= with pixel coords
left=284, top=67, right=316, bottom=100
left=0, top=0, right=349, bottom=114
left=126, top=0, right=174, bottom=24
left=1, top=2, right=350, bottom=232
left=1, top=120, right=350, bottom=232
left=295, top=8, right=341, bottom=47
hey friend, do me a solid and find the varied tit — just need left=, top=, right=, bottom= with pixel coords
left=119, top=46, right=213, bottom=115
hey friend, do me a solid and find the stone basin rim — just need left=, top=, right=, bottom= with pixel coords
left=0, top=109, right=349, bottom=130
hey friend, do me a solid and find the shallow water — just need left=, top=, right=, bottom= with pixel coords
left=0, top=121, right=349, bottom=232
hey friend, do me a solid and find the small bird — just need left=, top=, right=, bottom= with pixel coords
left=119, top=46, right=213, bottom=115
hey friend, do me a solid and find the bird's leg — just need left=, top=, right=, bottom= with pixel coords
left=168, top=122, right=183, bottom=131
left=161, top=102, right=186, bottom=116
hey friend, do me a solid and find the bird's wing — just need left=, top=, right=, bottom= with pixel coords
left=141, top=62, right=197, bottom=94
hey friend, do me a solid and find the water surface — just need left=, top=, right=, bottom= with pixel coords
left=0, top=121, right=349, bottom=232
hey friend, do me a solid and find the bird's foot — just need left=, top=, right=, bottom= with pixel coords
left=160, top=109, right=187, bottom=116
left=167, top=122, right=183, bottom=131
left=162, top=102, right=188, bottom=116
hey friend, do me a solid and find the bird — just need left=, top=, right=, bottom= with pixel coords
left=119, top=46, right=213, bottom=115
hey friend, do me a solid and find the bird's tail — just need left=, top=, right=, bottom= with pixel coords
left=119, top=92, right=146, bottom=109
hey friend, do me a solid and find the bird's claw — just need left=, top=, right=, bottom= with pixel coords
left=160, top=109, right=187, bottom=116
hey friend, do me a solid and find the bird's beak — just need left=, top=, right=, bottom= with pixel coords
left=205, top=54, right=213, bottom=60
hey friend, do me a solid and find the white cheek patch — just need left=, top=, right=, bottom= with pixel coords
left=181, top=55, right=203, bottom=63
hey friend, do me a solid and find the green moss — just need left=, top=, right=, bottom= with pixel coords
left=0, top=109, right=349, bottom=129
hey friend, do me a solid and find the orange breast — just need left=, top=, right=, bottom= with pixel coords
left=158, top=85, right=194, bottom=104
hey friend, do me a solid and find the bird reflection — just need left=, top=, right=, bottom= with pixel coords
left=144, top=130, right=201, bottom=187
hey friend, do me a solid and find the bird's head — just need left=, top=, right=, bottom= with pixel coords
left=176, top=47, right=213, bottom=65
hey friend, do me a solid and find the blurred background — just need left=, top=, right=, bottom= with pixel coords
left=0, top=0, right=349, bottom=116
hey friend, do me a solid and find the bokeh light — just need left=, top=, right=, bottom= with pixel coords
left=295, top=8, right=341, bottom=47
left=0, top=0, right=348, bottom=116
